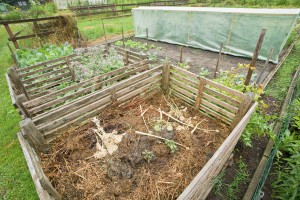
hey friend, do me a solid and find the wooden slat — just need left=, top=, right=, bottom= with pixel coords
left=25, top=72, right=71, bottom=89
left=24, top=60, right=149, bottom=108
left=38, top=96, right=111, bottom=133
left=33, top=65, right=162, bottom=125
left=202, top=77, right=244, bottom=99
left=19, top=61, right=68, bottom=78
left=171, top=65, right=198, bottom=80
left=195, top=78, right=206, bottom=110
left=169, top=77, right=198, bottom=94
left=170, top=83, right=196, bottom=100
left=44, top=103, right=108, bottom=141
left=202, top=93, right=239, bottom=114
left=23, top=67, right=70, bottom=84
left=117, top=82, right=160, bottom=104
left=177, top=102, right=257, bottom=200
left=116, top=73, right=162, bottom=98
left=199, top=104, right=232, bottom=125
left=170, top=89, right=194, bottom=106
left=204, top=87, right=240, bottom=106
left=170, top=71, right=198, bottom=87
left=28, top=65, right=149, bottom=114
left=16, top=54, right=79, bottom=73
left=18, top=133, right=54, bottom=200
left=5, top=74, right=17, bottom=106
left=28, top=77, right=72, bottom=95
left=200, top=99, right=235, bottom=120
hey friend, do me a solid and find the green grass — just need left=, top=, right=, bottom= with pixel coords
left=77, top=16, right=134, bottom=40
left=265, top=40, right=300, bottom=101
left=0, top=26, right=38, bottom=199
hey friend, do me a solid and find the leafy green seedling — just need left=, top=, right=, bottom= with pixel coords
left=198, top=67, right=211, bottom=77
left=142, top=150, right=155, bottom=163
left=164, top=139, right=178, bottom=153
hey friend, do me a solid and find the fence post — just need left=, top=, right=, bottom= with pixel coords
left=179, top=46, right=183, bottom=63
left=162, top=63, right=170, bottom=94
left=16, top=94, right=31, bottom=118
left=7, top=68, right=30, bottom=100
left=244, top=29, right=267, bottom=88
left=4, top=23, right=19, bottom=49
left=230, top=92, right=254, bottom=130
left=20, top=118, right=50, bottom=154
left=39, top=177, right=62, bottom=200
left=214, top=43, right=223, bottom=78
left=194, top=77, right=206, bottom=110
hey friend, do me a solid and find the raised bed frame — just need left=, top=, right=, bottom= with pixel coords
left=14, top=63, right=257, bottom=200
left=6, top=47, right=147, bottom=117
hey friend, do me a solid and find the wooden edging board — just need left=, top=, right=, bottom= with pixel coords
left=178, top=102, right=258, bottom=200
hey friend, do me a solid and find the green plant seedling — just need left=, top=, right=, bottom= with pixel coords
left=198, top=67, right=211, bottom=77
left=142, top=150, right=155, bottom=163
left=164, top=139, right=178, bottom=153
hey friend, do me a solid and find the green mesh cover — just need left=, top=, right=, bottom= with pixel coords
left=132, top=7, right=300, bottom=63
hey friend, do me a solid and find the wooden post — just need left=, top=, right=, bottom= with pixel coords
left=16, top=94, right=31, bottom=118
left=4, top=23, right=19, bottom=49
left=180, top=46, right=183, bottom=63
left=125, top=50, right=129, bottom=66
left=20, top=118, right=50, bottom=154
left=162, top=63, right=170, bottom=94
left=146, top=28, right=149, bottom=49
left=230, top=92, right=254, bottom=130
left=66, top=56, right=76, bottom=81
left=122, top=27, right=125, bottom=48
left=244, top=29, right=267, bottom=88
left=256, top=48, right=274, bottom=85
left=214, top=43, right=223, bottom=78
left=194, top=78, right=206, bottom=110
left=7, top=68, right=30, bottom=100
left=40, top=177, right=62, bottom=200
left=102, top=21, right=108, bottom=51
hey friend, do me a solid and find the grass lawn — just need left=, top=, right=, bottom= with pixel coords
left=0, top=26, right=38, bottom=199
left=77, top=15, right=134, bottom=40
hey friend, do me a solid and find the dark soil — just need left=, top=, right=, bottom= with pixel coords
left=128, top=37, right=276, bottom=81
left=40, top=92, right=230, bottom=200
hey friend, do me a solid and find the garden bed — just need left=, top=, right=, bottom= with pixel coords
left=40, top=93, right=229, bottom=199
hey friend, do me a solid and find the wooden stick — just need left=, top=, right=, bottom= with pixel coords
left=161, top=110, right=219, bottom=132
left=214, top=43, right=223, bottom=78
left=140, top=105, right=149, bottom=132
left=244, top=29, right=267, bottom=88
left=180, top=46, right=183, bottom=63
left=162, top=63, right=170, bottom=94
left=194, top=78, right=206, bottom=110
left=122, top=27, right=125, bottom=48
left=256, top=47, right=274, bottom=85
left=135, top=131, right=189, bottom=149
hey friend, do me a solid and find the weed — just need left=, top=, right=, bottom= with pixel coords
left=148, top=53, right=158, bottom=62
left=164, top=139, right=178, bottom=154
left=212, top=170, right=225, bottom=196
left=142, top=150, right=155, bottom=163
left=177, top=61, right=189, bottom=69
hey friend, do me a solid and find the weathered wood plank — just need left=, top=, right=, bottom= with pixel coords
left=25, top=72, right=71, bottom=89
left=170, top=71, right=198, bottom=88
left=169, top=77, right=198, bottom=94
left=200, top=99, right=235, bottom=120
left=170, top=65, right=198, bottom=80
left=194, top=78, right=206, bottom=110
left=202, top=93, right=238, bottom=114
left=39, top=177, right=61, bottom=200
left=5, top=73, right=17, bottom=106
left=177, top=102, right=257, bottom=200
left=169, top=83, right=196, bottom=100
left=202, top=77, right=244, bottom=99
left=18, top=133, right=54, bottom=200
left=199, top=104, right=232, bottom=125
left=162, top=64, right=170, bottom=94
left=7, top=68, right=30, bottom=100
left=204, top=87, right=241, bottom=107
left=23, top=67, right=70, bottom=84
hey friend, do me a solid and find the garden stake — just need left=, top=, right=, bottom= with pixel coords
left=122, top=27, right=125, bottom=48
left=102, top=21, right=108, bottom=51
left=180, top=46, right=183, bottom=63
left=214, top=43, right=223, bottom=78
left=244, top=29, right=267, bottom=89
left=146, top=28, right=149, bottom=49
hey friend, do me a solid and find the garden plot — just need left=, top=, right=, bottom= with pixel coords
left=114, top=37, right=276, bottom=82
left=40, top=93, right=229, bottom=200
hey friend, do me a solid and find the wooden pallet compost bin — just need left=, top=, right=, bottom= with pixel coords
left=13, top=62, right=257, bottom=199
left=6, top=46, right=147, bottom=118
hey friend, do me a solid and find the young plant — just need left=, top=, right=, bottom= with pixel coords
left=198, top=67, right=211, bottom=77
left=148, top=53, right=158, bottom=62
left=142, top=150, right=155, bottom=163
left=164, top=139, right=178, bottom=153
left=212, top=170, right=225, bottom=196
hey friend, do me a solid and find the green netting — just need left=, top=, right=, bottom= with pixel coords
left=132, top=7, right=300, bottom=63
left=252, top=74, right=300, bottom=200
